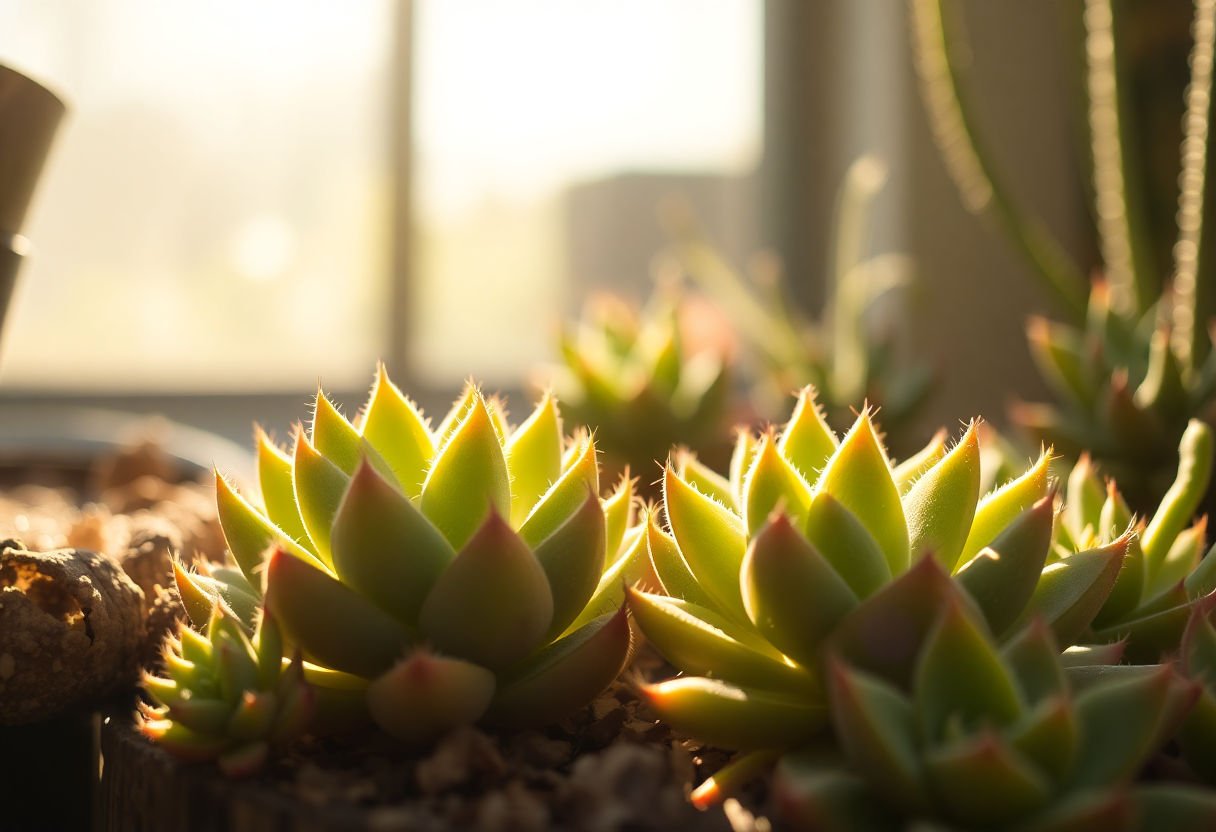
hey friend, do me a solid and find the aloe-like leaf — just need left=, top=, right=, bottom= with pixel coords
left=1186, top=540, right=1216, bottom=599
left=639, top=677, right=826, bottom=750
left=1141, top=420, right=1213, bottom=566
left=675, top=451, right=734, bottom=508
left=138, top=717, right=231, bottom=762
left=602, top=474, right=635, bottom=558
left=418, top=510, right=552, bottom=671
left=1099, top=481, right=1134, bottom=541
left=1148, top=517, right=1208, bottom=602
left=915, top=598, right=1023, bottom=742
left=893, top=429, right=948, bottom=493
left=291, top=432, right=349, bottom=566
left=903, top=421, right=981, bottom=571
left=1092, top=535, right=1146, bottom=629
left=729, top=429, right=758, bottom=508
left=518, top=434, right=598, bottom=549
left=264, top=547, right=408, bottom=678
left=1016, top=790, right=1129, bottom=832
left=174, top=562, right=221, bottom=629
left=360, top=364, right=435, bottom=498
left=330, top=459, right=454, bottom=626
left=954, top=495, right=1055, bottom=637
left=532, top=489, right=605, bottom=640
left=1001, top=619, right=1066, bottom=705
left=1027, top=316, right=1099, bottom=409
left=829, top=556, right=968, bottom=687
left=827, top=660, right=925, bottom=813
left=691, top=749, right=782, bottom=810
left=164, top=696, right=235, bottom=736
left=644, top=511, right=716, bottom=609
left=226, top=691, right=278, bottom=742
left=564, top=524, right=648, bottom=634
left=628, top=587, right=814, bottom=693
left=488, top=606, right=631, bottom=726
left=212, top=618, right=260, bottom=701
left=804, top=493, right=891, bottom=599
left=1070, top=666, right=1200, bottom=789
left=958, top=450, right=1051, bottom=566
left=215, top=471, right=319, bottom=585
left=1134, top=326, right=1187, bottom=415
left=778, top=387, right=838, bottom=482
left=664, top=466, right=749, bottom=621
left=743, top=433, right=814, bottom=534
left=774, top=750, right=897, bottom=832
left=1182, top=592, right=1216, bottom=684
left=1060, top=641, right=1127, bottom=667
left=419, top=393, right=511, bottom=550
left=366, top=650, right=496, bottom=743
left=1007, top=694, right=1078, bottom=786
left=924, top=731, right=1050, bottom=826
left=505, top=392, right=564, bottom=525
left=312, top=392, right=363, bottom=475
left=1015, top=534, right=1130, bottom=645
left=254, top=427, right=310, bottom=545
left=814, top=411, right=909, bottom=574
left=1132, top=785, right=1216, bottom=832
left=741, top=513, right=858, bottom=668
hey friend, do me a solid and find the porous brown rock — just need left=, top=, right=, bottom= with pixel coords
left=0, top=539, right=146, bottom=725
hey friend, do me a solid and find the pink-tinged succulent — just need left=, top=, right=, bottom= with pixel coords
left=774, top=591, right=1211, bottom=831
left=1056, top=420, right=1216, bottom=661
left=138, top=606, right=313, bottom=777
left=629, top=387, right=1136, bottom=804
left=210, top=369, right=645, bottom=742
left=550, top=289, right=730, bottom=484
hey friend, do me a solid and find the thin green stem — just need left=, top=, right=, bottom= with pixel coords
left=910, top=0, right=1088, bottom=319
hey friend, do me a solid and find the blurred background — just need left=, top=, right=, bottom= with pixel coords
left=0, top=1, right=1108, bottom=444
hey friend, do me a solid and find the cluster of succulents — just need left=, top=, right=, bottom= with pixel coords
left=666, top=157, right=932, bottom=444
left=136, top=368, right=1216, bottom=829
left=911, top=0, right=1216, bottom=513
left=549, top=288, right=730, bottom=485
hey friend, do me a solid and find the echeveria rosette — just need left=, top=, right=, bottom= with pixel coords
left=774, top=596, right=1213, bottom=832
left=212, top=369, right=646, bottom=742
left=138, top=606, right=313, bottom=777
left=629, top=387, right=1135, bottom=805
left=550, top=291, right=730, bottom=486
left=1056, top=419, right=1216, bottom=661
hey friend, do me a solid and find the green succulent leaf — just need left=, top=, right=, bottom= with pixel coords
left=676, top=451, right=735, bottom=509
left=1001, top=620, right=1067, bottom=705
left=1064, top=455, right=1105, bottom=539
left=264, top=547, right=409, bottom=679
left=954, top=495, right=1055, bottom=637
left=814, top=411, right=909, bottom=574
left=903, top=421, right=981, bottom=571
left=418, top=510, right=553, bottom=671
left=729, top=429, right=759, bottom=508
left=565, top=523, right=648, bottom=634
left=741, top=513, right=858, bottom=668
left=1099, top=482, right=1134, bottom=541
left=488, top=605, right=631, bottom=727
left=1092, top=535, right=1146, bottom=629
left=330, top=459, right=454, bottom=626
left=628, top=587, right=814, bottom=693
left=292, top=432, right=350, bottom=566
left=958, top=450, right=1051, bottom=567
left=1132, top=785, right=1216, bottom=832
left=360, top=363, right=435, bottom=498
left=505, top=392, right=564, bottom=525
left=923, top=731, right=1050, bottom=826
left=602, top=474, right=635, bottom=558
left=803, top=493, right=891, bottom=599
left=644, top=511, right=716, bottom=609
left=914, top=598, right=1023, bottom=740
left=640, top=676, right=826, bottom=750
left=254, top=427, right=310, bottom=546
left=743, top=433, right=814, bottom=535
left=518, top=433, right=599, bottom=549
left=664, top=466, right=749, bottom=621
left=1014, top=534, right=1130, bottom=645
left=1142, top=420, right=1214, bottom=568
left=778, top=387, right=838, bottom=482
left=366, top=650, right=496, bottom=744
left=420, top=393, right=511, bottom=550
left=215, top=471, right=319, bottom=585
left=893, top=428, right=948, bottom=493
left=531, top=489, right=606, bottom=639
left=1008, top=694, right=1079, bottom=785
left=311, top=392, right=363, bottom=475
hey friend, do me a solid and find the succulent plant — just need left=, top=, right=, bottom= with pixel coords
left=912, top=0, right=1216, bottom=513
left=138, top=605, right=313, bottom=776
left=773, top=596, right=1210, bottom=831
left=628, top=387, right=1134, bottom=804
left=549, top=288, right=730, bottom=485
left=208, top=369, right=645, bottom=743
left=1179, top=591, right=1216, bottom=783
left=668, top=157, right=932, bottom=444
left=1055, top=419, right=1216, bottom=661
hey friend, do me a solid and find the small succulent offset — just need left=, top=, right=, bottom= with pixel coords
left=774, top=596, right=1211, bottom=831
left=206, top=369, right=645, bottom=743
left=668, top=157, right=932, bottom=442
left=550, top=289, right=730, bottom=483
left=138, top=606, right=313, bottom=777
left=912, top=0, right=1216, bottom=512
left=1056, top=420, right=1216, bottom=661
left=629, top=387, right=1134, bottom=804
